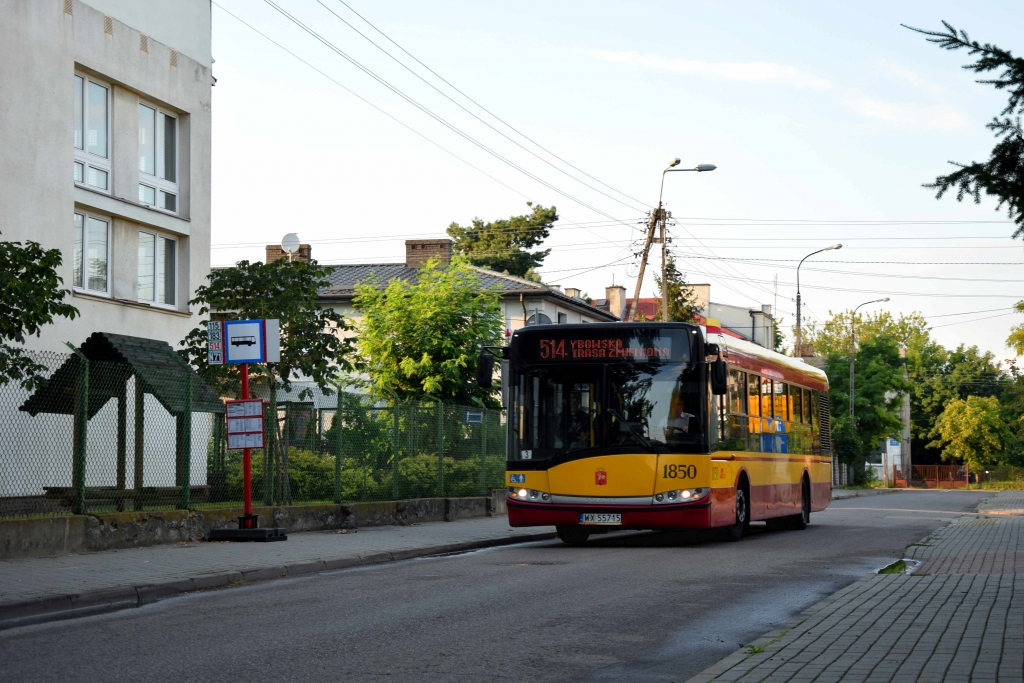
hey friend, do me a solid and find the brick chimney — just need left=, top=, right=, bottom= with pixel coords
left=266, top=243, right=311, bottom=264
left=606, top=285, right=626, bottom=319
left=405, top=239, right=452, bottom=268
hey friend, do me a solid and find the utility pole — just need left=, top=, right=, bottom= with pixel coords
left=633, top=160, right=716, bottom=321
left=630, top=209, right=660, bottom=321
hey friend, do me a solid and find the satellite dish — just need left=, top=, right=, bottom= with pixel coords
left=281, top=233, right=300, bottom=254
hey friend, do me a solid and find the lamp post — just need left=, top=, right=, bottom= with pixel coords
left=795, top=244, right=842, bottom=356
left=849, top=297, right=890, bottom=416
left=631, top=160, right=717, bottom=321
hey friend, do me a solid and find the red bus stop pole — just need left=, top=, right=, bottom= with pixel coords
left=241, top=362, right=252, bottom=518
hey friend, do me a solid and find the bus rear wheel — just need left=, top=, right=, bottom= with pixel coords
left=789, top=478, right=811, bottom=530
left=557, top=526, right=591, bottom=545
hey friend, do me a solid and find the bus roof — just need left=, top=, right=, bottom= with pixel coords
left=713, top=334, right=829, bottom=392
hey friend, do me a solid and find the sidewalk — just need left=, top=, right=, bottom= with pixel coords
left=0, top=516, right=554, bottom=630
left=686, top=490, right=1024, bottom=683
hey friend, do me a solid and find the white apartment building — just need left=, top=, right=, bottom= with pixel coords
left=0, top=0, right=213, bottom=351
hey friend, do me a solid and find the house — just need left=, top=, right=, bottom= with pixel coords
left=305, top=239, right=620, bottom=336
left=0, top=0, right=213, bottom=351
left=593, top=284, right=777, bottom=348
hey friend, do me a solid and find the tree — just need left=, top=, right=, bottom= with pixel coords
left=911, top=344, right=1003, bottom=462
left=905, top=22, right=1024, bottom=236
left=0, top=236, right=78, bottom=390
left=823, top=335, right=910, bottom=473
left=1006, top=300, right=1024, bottom=354
left=353, top=258, right=503, bottom=407
left=773, top=317, right=786, bottom=354
left=447, top=203, right=556, bottom=280
left=801, top=310, right=931, bottom=358
left=653, top=255, right=702, bottom=323
left=179, top=258, right=355, bottom=398
left=933, top=395, right=1011, bottom=472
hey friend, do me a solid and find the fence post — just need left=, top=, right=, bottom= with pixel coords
left=282, top=402, right=291, bottom=505
left=391, top=400, right=400, bottom=500
left=170, top=353, right=192, bottom=510
left=264, top=379, right=276, bottom=506
left=437, top=402, right=444, bottom=498
left=66, top=344, right=88, bottom=516
left=334, top=388, right=343, bottom=504
left=116, top=369, right=127, bottom=511
left=479, top=410, right=488, bottom=496
left=134, top=375, right=145, bottom=510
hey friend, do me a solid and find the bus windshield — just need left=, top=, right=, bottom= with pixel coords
left=510, top=361, right=703, bottom=463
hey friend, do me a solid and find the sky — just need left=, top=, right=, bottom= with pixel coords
left=208, top=0, right=1024, bottom=362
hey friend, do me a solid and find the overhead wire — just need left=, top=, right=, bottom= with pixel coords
left=333, top=0, right=653, bottom=210
left=210, top=1, right=532, bottom=200
left=316, top=0, right=649, bottom=213
left=261, top=0, right=646, bottom=236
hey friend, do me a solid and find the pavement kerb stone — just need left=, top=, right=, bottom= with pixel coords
left=0, top=529, right=555, bottom=632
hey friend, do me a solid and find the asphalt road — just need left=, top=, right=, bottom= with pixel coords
left=0, top=490, right=990, bottom=683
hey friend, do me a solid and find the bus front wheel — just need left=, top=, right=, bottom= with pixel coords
left=726, top=481, right=749, bottom=542
left=557, top=525, right=591, bottom=545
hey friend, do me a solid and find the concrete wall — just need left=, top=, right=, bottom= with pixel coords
left=0, top=0, right=212, bottom=353
left=0, top=491, right=509, bottom=560
left=81, top=0, right=212, bottom=68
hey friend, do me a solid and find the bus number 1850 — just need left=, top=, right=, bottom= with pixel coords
left=663, top=464, right=697, bottom=479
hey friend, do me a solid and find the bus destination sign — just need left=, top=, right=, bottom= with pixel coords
left=535, top=334, right=676, bottom=362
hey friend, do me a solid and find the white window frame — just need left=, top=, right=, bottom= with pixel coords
left=73, top=211, right=112, bottom=296
left=137, top=99, right=179, bottom=215
left=73, top=72, right=112, bottom=194
left=137, top=229, right=178, bottom=308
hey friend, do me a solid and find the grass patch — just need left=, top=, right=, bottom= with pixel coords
left=745, top=645, right=764, bottom=655
left=878, top=559, right=908, bottom=574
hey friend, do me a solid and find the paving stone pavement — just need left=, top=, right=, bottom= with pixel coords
left=686, top=491, right=1024, bottom=683
left=0, top=516, right=554, bottom=627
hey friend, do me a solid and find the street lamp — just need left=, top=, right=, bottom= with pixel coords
left=631, top=160, right=717, bottom=322
left=850, top=297, right=890, bottom=416
left=794, top=244, right=842, bottom=356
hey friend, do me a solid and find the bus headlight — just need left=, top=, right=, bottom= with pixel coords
left=508, top=488, right=550, bottom=503
left=653, top=489, right=709, bottom=504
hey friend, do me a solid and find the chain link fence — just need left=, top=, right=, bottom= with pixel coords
left=1, top=347, right=506, bottom=519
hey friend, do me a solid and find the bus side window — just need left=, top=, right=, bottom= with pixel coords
left=728, top=369, right=745, bottom=415
left=803, top=388, right=813, bottom=424
left=792, top=385, right=803, bottom=423
left=776, top=382, right=789, bottom=421
left=747, top=374, right=761, bottom=452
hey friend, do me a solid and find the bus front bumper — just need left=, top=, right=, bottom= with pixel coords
left=507, top=498, right=713, bottom=530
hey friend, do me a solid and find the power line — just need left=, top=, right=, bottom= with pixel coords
left=317, top=0, right=648, bottom=213
left=930, top=312, right=1020, bottom=329
left=333, top=0, right=653, bottom=211
left=261, top=0, right=643, bottom=234
left=210, top=2, right=532, bottom=200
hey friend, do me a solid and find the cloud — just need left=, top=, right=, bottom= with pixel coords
left=842, top=91, right=971, bottom=131
left=586, top=49, right=835, bottom=92
left=585, top=48, right=971, bottom=131
left=879, top=62, right=945, bottom=95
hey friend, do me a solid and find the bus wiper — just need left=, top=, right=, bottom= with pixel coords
left=608, top=409, right=659, bottom=452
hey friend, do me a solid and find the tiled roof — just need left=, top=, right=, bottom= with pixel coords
left=318, top=263, right=618, bottom=320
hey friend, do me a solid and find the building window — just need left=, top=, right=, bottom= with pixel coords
left=73, top=74, right=111, bottom=192
left=138, top=231, right=176, bottom=306
left=73, top=212, right=110, bottom=294
left=138, top=102, right=178, bottom=213
left=557, top=312, right=568, bottom=324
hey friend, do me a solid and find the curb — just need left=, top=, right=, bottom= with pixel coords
left=0, top=530, right=556, bottom=632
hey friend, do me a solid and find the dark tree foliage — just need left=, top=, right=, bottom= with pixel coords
left=824, top=335, right=911, bottom=468
left=653, top=255, right=702, bottom=323
left=0, top=236, right=78, bottom=389
left=447, top=202, right=556, bottom=280
left=179, top=258, right=355, bottom=399
left=904, top=21, right=1024, bottom=236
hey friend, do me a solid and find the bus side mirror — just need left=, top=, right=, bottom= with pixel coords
left=476, top=352, right=495, bottom=389
left=711, top=358, right=727, bottom=395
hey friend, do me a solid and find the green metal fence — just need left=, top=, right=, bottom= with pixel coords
left=1, top=348, right=506, bottom=518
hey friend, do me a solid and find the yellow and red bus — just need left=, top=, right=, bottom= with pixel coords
left=491, top=322, right=832, bottom=544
